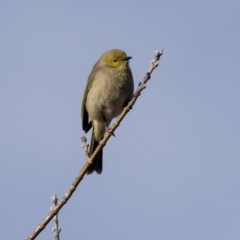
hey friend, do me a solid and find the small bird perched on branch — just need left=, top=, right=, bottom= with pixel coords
left=81, top=49, right=134, bottom=174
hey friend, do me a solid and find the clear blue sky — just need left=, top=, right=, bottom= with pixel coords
left=1, top=1, right=240, bottom=239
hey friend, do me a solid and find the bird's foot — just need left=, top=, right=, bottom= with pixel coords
left=105, top=126, right=115, bottom=137
left=86, top=157, right=92, bottom=164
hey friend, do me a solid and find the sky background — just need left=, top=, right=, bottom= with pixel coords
left=1, top=1, right=240, bottom=239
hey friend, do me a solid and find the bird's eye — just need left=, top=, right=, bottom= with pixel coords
left=113, top=59, right=117, bottom=62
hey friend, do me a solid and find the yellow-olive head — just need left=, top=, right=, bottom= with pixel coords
left=100, top=49, right=132, bottom=69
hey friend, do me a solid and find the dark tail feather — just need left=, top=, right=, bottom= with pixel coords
left=95, top=149, right=102, bottom=174
left=87, top=132, right=103, bottom=175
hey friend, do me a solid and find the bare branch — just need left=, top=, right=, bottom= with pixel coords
left=26, top=50, right=163, bottom=240
left=51, top=193, right=61, bottom=240
left=81, top=136, right=90, bottom=162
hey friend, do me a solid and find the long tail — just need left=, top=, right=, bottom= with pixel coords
left=87, top=124, right=103, bottom=174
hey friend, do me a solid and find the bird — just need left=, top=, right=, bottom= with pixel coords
left=81, top=49, right=134, bottom=174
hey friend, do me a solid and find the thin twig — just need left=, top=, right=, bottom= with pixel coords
left=26, top=49, right=163, bottom=240
left=51, top=193, right=61, bottom=240
left=81, top=136, right=90, bottom=162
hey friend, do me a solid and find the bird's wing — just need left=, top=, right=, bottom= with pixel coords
left=81, top=63, right=100, bottom=132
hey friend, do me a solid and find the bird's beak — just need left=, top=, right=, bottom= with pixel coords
left=124, top=56, right=132, bottom=61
